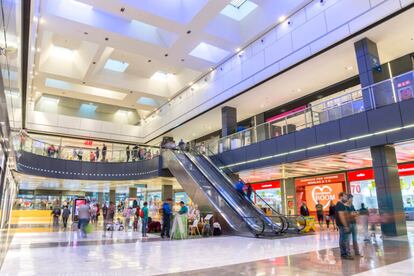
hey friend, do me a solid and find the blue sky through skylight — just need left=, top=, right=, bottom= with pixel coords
left=221, top=0, right=258, bottom=21
left=104, top=59, right=129, bottom=72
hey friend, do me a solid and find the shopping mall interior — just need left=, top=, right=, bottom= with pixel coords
left=0, top=0, right=414, bottom=275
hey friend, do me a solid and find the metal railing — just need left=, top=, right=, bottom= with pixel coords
left=208, top=70, right=414, bottom=154
left=13, top=135, right=160, bottom=163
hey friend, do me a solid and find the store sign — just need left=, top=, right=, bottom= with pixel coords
left=305, top=183, right=342, bottom=211
left=84, top=140, right=93, bottom=146
left=347, top=169, right=374, bottom=181
left=350, top=183, right=362, bottom=194
left=295, top=173, right=345, bottom=187
left=348, top=163, right=414, bottom=180
left=251, top=180, right=280, bottom=190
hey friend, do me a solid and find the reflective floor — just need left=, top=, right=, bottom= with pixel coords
left=1, top=223, right=414, bottom=275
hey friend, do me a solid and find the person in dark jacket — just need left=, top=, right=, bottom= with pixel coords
left=300, top=202, right=310, bottom=216
left=95, top=147, right=100, bottom=161
left=102, top=144, right=107, bottom=161
left=62, top=205, right=71, bottom=229
left=246, top=183, right=253, bottom=201
left=161, top=199, right=172, bottom=238
left=328, top=201, right=337, bottom=230
left=126, top=145, right=131, bottom=162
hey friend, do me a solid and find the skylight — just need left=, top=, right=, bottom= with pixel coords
left=189, top=42, right=230, bottom=63
left=137, top=97, right=158, bottom=107
left=115, top=109, right=129, bottom=116
left=41, top=96, right=60, bottom=105
left=150, top=71, right=169, bottom=81
left=221, top=0, right=258, bottom=21
left=104, top=59, right=129, bottom=72
left=80, top=103, right=97, bottom=112
left=230, top=0, right=248, bottom=8
left=50, top=45, right=75, bottom=59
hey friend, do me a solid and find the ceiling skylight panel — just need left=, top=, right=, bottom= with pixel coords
left=104, top=59, right=129, bottom=72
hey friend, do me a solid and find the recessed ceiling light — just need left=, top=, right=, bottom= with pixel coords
left=164, top=53, right=168, bottom=57
left=92, top=61, right=96, bottom=64
left=147, top=59, right=151, bottom=63
left=235, top=48, right=241, bottom=52
left=186, top=30, right=191, bottom=34
left=189, top=82, right=194, bottom=86
left=279, top=16, right=287, bottom=23
left=181, top=58, right=185, bottom=62
left=84, top=31, right=88, bottom=35
left=345, top=65, right=354, bottom=71
left=105, top=37, right=109, bottom=41
left=120, top=7, right=125, bottom=12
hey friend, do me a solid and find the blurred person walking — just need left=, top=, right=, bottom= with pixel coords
left=347, top=194, right=361, bottom=256
left=51, top=205, right=61, bottom=229
left=161, top=199, right=172, bottom=238
left=328, top=201, right=337, bottom=230
left=359, top=203, right=370, bottom=241
left=141, top=202, right=149, bottom=237
left=78, top=202, right=91, bottom=238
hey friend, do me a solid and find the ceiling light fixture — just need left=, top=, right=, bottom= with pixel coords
left=278, top=16, right=287, bottom=23
left=151, top=71, right=170, bottom=81
left=186, top=30, right=191, bottom=34
left=345, top=65, right=354, bottom=71
left=120, top=7, right=125, bottom=12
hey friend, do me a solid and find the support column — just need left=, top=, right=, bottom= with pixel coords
left=354, top=38, right=392, bottom=109
left=97, top=192, right=104, bottom=204
left=370, top=145, right=406, bottom=236
left=281, top=178, right=296, bottom=215
left=252, top=113, right=268, bottom=143
left=221, top=106, right=237, bottom=137
left=162, top=185, right=173, bottom=201
left=109, top=189, right=116, bottom=204
left=129, top=187, right=137, bottom=198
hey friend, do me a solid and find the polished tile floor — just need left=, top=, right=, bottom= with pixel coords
left=1, top=223, right=413, bottom=276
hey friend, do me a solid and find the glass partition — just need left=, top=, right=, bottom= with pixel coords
left=208, top=70, right=414, bottom=154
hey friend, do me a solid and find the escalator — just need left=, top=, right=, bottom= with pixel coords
left=165, top=150, right=285, bottom=237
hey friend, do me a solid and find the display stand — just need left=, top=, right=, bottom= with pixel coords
left=171, top=214, right=188, bottom=240
left=302, top=216, right=316, bottom=232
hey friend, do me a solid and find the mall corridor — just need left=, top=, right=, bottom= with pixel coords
left=1, top=0, right=414, bottom=275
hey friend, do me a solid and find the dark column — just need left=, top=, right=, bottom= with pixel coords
left=281, top=178, right=296, bottom=215
left=129, top=187, right=137, bottom=198
left=162, top=185, right=173, bottom=201
left=109, top=189, right=116, bottom=204
left=221, top=106, right=237, bottom=137
left=354, top=38, right=393, bottom=109
left=370, top=145, right=406, bottom=236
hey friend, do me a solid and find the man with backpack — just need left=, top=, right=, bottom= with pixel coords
left=161, top=199, right=172, bottom=238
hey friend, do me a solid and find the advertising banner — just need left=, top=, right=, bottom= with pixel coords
left=305, top=183, right=343, bottom=211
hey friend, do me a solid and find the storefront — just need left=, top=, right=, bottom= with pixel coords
left=251, top=181, right=282, bottom=215
left=295, top=173, right=346, bottom=215
left=348, top=163, right=414, bottom=220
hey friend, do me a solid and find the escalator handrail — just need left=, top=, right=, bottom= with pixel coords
left=165, top=150, right=243, bottom=233
left=204, top=147, right=295, bottom=233
left=181, top=150, right=267, bottom=235
left=188, top=149, right=284, bottom=234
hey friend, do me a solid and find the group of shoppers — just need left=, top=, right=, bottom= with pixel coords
left=125, top=145, right=154, bottom=162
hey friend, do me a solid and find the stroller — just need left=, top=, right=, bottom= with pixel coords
left=106, top=218, right=124, bottom=231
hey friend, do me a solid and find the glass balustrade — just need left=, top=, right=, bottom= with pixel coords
left=208, top=70, right=414, bottom=154
left=13, top=135, right=160, bottom=163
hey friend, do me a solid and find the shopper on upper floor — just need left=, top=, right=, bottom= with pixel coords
left=95, top=147, right=100, bottom=161
left=126, top=145, right=131, bottom=162
left=300, top=202, right=310, bottom=217
left=102, top=144, right=107, bottom=161
left=178, top=139, right=185, bottom=151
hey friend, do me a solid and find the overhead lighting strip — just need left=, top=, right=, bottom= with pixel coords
left=219, top=124, right=414, bottom=169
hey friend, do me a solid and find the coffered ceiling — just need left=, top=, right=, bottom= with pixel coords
left=28, top=0, right=308, bottom=123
